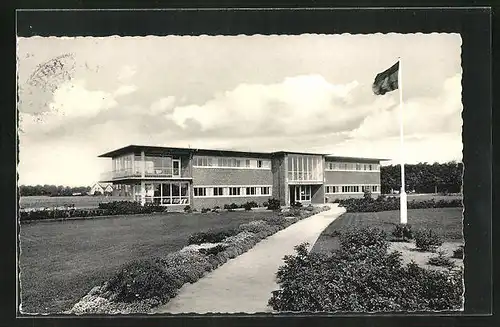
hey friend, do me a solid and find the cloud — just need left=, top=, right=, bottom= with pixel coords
left=19, top=79, right=119, bottom=137
left=117, top=65, right=137, bottom=81
left=327, top=132, right=462, bottom=165
left=113, top=84, right=137, bottom=97
left=348, top=74, right=462, bottom=140
left=167, top=75, right=386, bottom=137
left=150, top=96, right=176, bottom=114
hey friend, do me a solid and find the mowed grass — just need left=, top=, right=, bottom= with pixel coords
left=19, top=210, right=274, bottom=314
left=312, top=207, right=464, bottom=254
left=19, top=195, right=128, bottom=209
left=389, top=193, right=463, bottom=202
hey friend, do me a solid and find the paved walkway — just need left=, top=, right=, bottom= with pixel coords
left=153, top=203, right=346, bottom=314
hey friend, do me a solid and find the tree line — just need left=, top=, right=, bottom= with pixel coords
left=19, top=185, right=91, bottom=197
left=380, top=161, right=463, bottom=194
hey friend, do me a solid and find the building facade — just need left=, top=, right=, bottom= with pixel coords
left=98, top=145, right=386, bottom=210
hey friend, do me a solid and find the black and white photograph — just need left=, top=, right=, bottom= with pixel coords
left=16, top=17, right=469, bottom=315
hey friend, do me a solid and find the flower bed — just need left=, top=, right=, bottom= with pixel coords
left=337, top=196, right=462, bottom=213
left=68, top=205, right=330, bottom=314
left=19, top=201, right=165, bottom=222
left=268, top=227, right=463, bottom=312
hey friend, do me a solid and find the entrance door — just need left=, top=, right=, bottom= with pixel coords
left=290, top=185, right=312, bottom=205
left=172, top=159, right=181, bottom=177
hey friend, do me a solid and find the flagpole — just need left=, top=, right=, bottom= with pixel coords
left=398, top=57, right=408, bottom=224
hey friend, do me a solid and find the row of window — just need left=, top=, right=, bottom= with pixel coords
left=325, top=185, right=380, bottom=194
left=193, top=156, right=271, bottom=169
left=287, top=155, right=323, bottom=181
left=194, top=186, right=272, bottom=197
left=325, top=162, right=380, bottom=172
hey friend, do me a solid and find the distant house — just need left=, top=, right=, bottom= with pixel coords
left=89, top=183, right=113, bottom=196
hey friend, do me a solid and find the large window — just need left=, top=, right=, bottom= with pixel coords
left=326, top=184, right=380, bottom=194
left=213, top=187, right=224, bottom=196
left=261, top=187, right=270, bottom=195
left=325, top=161, right=380, bottom=172
left=287, top=155, right=323, bottom=181
left=193, top=156, right=270, bottom=169
left=246, top=187, right=256, bottom=195
left=229, top=187, right=241, bottom=196
left=136, top=182, right=190, bottom=205
left=194, top=187, right=207, bottom=197
left=144, top=155, right=174, bottom=176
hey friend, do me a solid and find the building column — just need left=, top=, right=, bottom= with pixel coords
left=140, top=150, right=146, bottom=206
left=141, top=150, right=145, bottom=178
left=140, top=181, right=146, bottom=206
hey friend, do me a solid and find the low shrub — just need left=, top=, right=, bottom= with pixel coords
left=223, top=203, right=240, bottom=210
left=243, top=202, right=253, bottom=211
left=262, top=201, right=269, bottom=208
left=105, top=259, right=177, bottom=303
left=304, top=204, right=314, bottom=212
left=288, top=208, right=303, bottom=218
left=19, top=200, right=167, bottom=222
left=338, top=227, right=388, bottom=255
left=337, top=196, right=462, bottom=213
left=238, top=220, right=275, bottom=234
left=391, top=223, right=413, bottom=241
left=262, top=215, right=288, bottom=227
left=198, top=244, right=228, bottom=256
left=188, top=228, right=238, bottom=245
left=267, top=198, right=281, bottom=211
left=291, top=202, right=303, bottom=208
left=428, top=251, right=456, bottom=268
left=414, top=229, right=443, bottom=252
left=452, top=245, right=464, bottom=259
left=201, top=208, right=211, bottom=213
left=268, top=234, right=463, bottom=312
left=183, top=205, right=192, bottom=213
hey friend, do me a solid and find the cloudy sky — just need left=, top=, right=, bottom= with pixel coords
left=17, top=33, right=462, bottom=186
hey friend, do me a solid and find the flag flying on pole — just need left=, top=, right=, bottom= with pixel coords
left=372, top=61, right=399, bottom=95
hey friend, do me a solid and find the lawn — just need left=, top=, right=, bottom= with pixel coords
left=311, top=207, right=463, bottom=254
left=388, top=193, right=462, bottom=202
left=19, top=210, right=274, bottom=314
left=19, top=195, right=128, bottom=210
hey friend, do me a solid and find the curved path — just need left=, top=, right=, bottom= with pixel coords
left=153, top=204, right=346, bottom=314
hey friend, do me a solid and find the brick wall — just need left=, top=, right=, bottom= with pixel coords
left=192, top=167, right=273, bottom=186
left=324, top=171, right=380, bottom=185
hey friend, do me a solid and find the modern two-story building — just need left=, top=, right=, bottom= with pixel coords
left=98, top=145, right=387, bottom=210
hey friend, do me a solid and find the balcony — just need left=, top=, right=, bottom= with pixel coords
left=99, top=167, right=183, bottom=182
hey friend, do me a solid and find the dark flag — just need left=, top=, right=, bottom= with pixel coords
left=372, top=61, right=399, bottom=95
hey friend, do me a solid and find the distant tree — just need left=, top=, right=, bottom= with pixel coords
left=381, top=162, right=462, bottom=194
left=19, top=184, right=93, bottom=196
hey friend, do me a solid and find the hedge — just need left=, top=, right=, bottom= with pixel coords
left=337, top=196, right=462, bottom=213
left=69, top=205, right=330, bottom=314
left=268, top=227, right=463, bottom=312
left=19, top=201, right=165, bottom=222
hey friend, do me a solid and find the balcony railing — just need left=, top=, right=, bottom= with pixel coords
left=100, top=167, right=181, bottom=181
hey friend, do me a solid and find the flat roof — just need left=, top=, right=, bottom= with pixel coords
left=98, top=145, right=271, bottom=158
left=98, top=144, right=389, bottom=162
left=325, top=155, right=391, bottom=162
